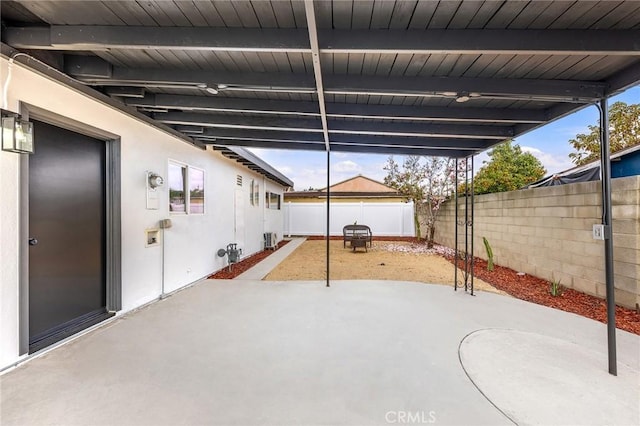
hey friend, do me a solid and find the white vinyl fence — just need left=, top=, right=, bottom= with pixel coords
left=284, top=201, right=415, bottom=237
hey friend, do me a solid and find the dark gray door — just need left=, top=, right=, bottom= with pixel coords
left=28, top=120, right=111, bottom=352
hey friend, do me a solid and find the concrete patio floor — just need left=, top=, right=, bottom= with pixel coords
left=1, top=279, right=639, bottom=425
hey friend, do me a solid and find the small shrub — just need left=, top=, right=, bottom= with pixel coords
left=549, top=278, right=564, bottom=297
left=482, top=237, right=494, bottom=271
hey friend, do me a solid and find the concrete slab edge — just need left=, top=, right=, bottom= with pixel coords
left=457, top=328, right=518, bottom=425
left=234, top=237, right=307, bottom=280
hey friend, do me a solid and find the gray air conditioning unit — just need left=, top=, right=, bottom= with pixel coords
left=264, top=232, right=277, bottom=250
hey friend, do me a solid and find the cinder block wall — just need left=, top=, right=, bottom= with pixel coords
left=429, top=176, right=639, bottom=309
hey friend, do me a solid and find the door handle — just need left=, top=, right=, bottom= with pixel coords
left=29, top=238, right=38, bottom=246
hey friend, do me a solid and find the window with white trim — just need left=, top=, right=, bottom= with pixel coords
left=254, top=183, right=260, bottom=206
left=250, top=179, right=260, bottom=207
left=189, top=167, right=205, bottom=214
left=169, top=161, right=205, bottom=215
left=266, top=191, right=281, bottom=210
left=169, top=162, right=186, bottom=213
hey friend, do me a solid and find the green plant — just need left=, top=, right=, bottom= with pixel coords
left=549, top=278, right=564, bottom=297
left=482, top=237, right=494, bottom=271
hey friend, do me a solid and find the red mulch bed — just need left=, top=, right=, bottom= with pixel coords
left=445, top=255, right=640, bottom=336
left=208, top=240, right=290, bottom=279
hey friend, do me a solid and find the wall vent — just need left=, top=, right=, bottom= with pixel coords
left=236, top=175, right=243, bottom=186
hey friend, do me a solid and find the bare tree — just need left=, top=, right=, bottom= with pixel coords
left=384, top=156, right=459, bottom=248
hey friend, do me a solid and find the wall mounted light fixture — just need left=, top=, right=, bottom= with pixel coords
left=1, top=110, right=34, bottom=154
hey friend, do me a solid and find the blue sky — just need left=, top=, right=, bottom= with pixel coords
left=250, top=85, right=639, bottom=190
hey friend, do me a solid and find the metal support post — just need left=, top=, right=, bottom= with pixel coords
left=470, top=155, right=475, bottom=296
left=454, top=158, right=459, bottom=291
left=453, top=156, right=475, bottom=296
left=599, top=98, right=616, bottom=375
left=464, top=159, right=469, bottom=291
left=326, top=149, right=331, bottom=288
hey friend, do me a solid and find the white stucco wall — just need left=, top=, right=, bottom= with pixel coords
left=0, top=57, right=287, bottom=368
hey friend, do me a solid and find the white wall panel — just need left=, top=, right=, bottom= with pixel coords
left=0, top=57, right=287, bottom=368
left=284, top=202, right=415, bottom=237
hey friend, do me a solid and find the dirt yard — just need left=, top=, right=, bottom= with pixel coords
left=264, top=240, right=503, bottom=294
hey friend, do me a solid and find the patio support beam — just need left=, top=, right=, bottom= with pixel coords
left=198, top=138, right=326, bottom=152
left=329, top=121, right=512, bottom=139
left=324, top=75, right=606, bottom=102
left=605, top=61, right=640, bottom=97
left=328, top=135, right=491, bottom=149
left=7, top=26, right=640, bottom=55
left=155, top=112, right=323, bottom=132
left=128, top=94, right=321, bottom=116
left=320, top=29, right=640, bottom=55
left=5, top=26, right=311, bottom=52
left=200, top=136, right=470, bottom=156
left=194, top=128, right=490, bottom=149
left=126, top=93, right=548, bottom=123
left=326, top=103, right=547, bottom=124
left=513, top=103, right=593, bottom=137
left=304, top=0, right=331, bottom=288
left=64, top=56, right=316, bottom=90
left=327, top=144, right=471, bottom=157
left=174, top=126, right=204, bottom=134
left=599, top=98, right=617, bottom=376
left=200, top=139, right=478, bottom=156
left=103, top=86, right=145, bottom=98
left=198, top=128, right=325, bottom=142
left=155, top=111, right=513, bottom=139
left=63, top=57, right=606, bottom=101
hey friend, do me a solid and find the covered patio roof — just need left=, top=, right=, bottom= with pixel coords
left=1, top=0, right=639, bottom=158
left=1, top=0, right=638, bottom=377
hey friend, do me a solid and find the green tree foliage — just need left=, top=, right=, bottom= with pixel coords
left=384, top=156, right=457, bottom=247
left=569, top=102, right=640, bottom=166
left=473, top=141, right=546, bottom=194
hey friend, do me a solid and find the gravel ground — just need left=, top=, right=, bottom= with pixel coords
left=264, top=240, right=504, bottom=294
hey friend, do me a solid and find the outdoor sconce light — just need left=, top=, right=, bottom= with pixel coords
left=147, top=172, right=164, bottom=189
left=1, top=111, right=34, bottom=154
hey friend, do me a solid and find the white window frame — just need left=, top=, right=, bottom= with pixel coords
left=168, top=160, right=187, bottom=215
left=254, top=182, right=260, bottom=206
left=168, top=160, right=205, bottom=215
left=266, top=191, right=281, bottom=210
left=188, top=166, right=205, bottom=215
left=250, top=179, right=260, bottom=207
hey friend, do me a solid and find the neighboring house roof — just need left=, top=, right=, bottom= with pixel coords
left=211, top=146, right=294, bottom=188
left=321, top=175, right=397, bottom=193
left=527, top=143, right=640, bottom=188
left=285, top=174, right=404, bottom=199
left=284, top=191, right=404, bottom=199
